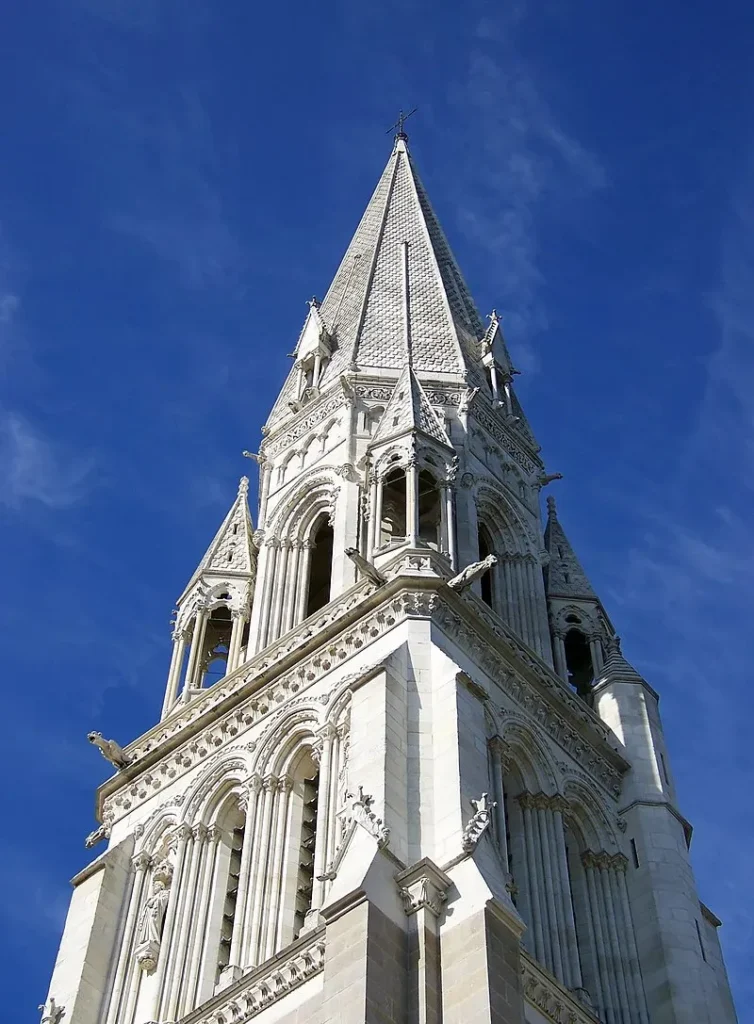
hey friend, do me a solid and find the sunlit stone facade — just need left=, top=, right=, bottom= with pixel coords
left=40, top=133, right=737, bottom=1024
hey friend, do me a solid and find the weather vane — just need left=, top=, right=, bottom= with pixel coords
left=386, top=107, right=417, bottom=140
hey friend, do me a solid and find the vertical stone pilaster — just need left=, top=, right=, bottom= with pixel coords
left=320, top=894, right=407, bottom=1024
left=441, top=902, right=524, bottom=1024
left=396, top=860, right=450, bottom=1024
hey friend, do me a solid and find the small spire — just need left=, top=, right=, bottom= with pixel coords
left=547, top=495, right=557, bottom=518
left=238, top=476, right=249, bottom=498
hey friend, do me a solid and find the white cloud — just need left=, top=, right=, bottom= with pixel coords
left=0, top=410, right=95, bottom=510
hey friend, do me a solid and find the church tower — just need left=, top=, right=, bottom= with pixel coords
left=40, top=131, right=737, bottom=1024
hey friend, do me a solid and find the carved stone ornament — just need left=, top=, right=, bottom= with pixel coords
left=395, top=860, right=452, bottom=918
left=348, top=785, right=390, bottom=848
left=84, top=824, right=110, bottom=849
left=88, top=731, right=132, bottom=770
left=38, top=997, right=65, bottom=1024
left=462, top=792, right=496, bottom=853
left=447, top=554, right=498, bottom=592
left=134, top=860, right=173, bottom=973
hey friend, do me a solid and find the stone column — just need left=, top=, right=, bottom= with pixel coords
left=183, top=824, right=222, bottom=1015
left=294, top=540, right=315, bottom=624
left=245, top=775, right=279, bottom=967
left=162, top=823, right=207, bottom=1021
left=152, top=824, right=191, bottom=1021
left=583, top=852, right=620, bottom=1023
left=257, top=459, right=271, bottom=529
left=407, top=460, right=419, bottom=546
left=365, top=477, right=378, bottom=560
left=263, top=775, right=294, bottom=960
left=256, top=538, right=279, bottom=650
left=310, top=723, right=337, bottom=915
left=552, top=630, right=567, bottom=681
left=161, top=630, right=188, bottom=718
left=518, top=794, right=547, bottom=965
left=489, top=738, right=509, bottom=874
left=373, top=476, right=384, bottom=553
left=534, top=795, right=561, bottom=979
left=104, top=851, right=151, bottom=1024
left=396, top=860, right=451, bottom=1024
left=590, top=634, right=604, bottom=675
left=269, top=539, right=291, bottom=641
left=551, top=796, right=583, bottom=991
left=182, top=609, right=209, bottom=698
left=226, top=611, right=245, bottom=674
left=615, top=860, right=651, bottom=1024
left=230, top=775, right=263, bottom=968
left=599, top=853, right=633, bottom=1022
left=280, top=542, right=299, bottom=634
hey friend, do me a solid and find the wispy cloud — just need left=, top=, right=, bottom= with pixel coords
left=0, top=410, right=95, bottom=510
left=609, top=150, right=754, bottom=1004
left=448, top=7, right=606, bottom=368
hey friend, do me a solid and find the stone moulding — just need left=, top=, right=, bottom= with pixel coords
left=181, top=929, right=326, bottom=1024
left=262, top=389, right=346, bottom=459
left=98, top=574, right=627, bottom=826
left=521, top=951, right=600, bottom=1024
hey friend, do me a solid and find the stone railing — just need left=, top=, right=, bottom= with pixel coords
left=180, top=929, right=325, bottom=1024
left=521, top=950, right=600, bottom=1024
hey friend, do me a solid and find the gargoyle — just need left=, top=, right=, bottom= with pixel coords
left=87, top=731, right=132, bottom=770
left=447, top=554, right=498, bottom=592
left=345, top=548, right=387, bottom=587
left=85, top=824, right=110, bottom=849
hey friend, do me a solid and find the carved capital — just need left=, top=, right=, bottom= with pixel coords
left=395, top=858, right=452, bottom=917
left=278, top=773, right=295, bottom=795
left=132, top=851, right=152, bottom=872
left=263, top=774, right=279, bottom=794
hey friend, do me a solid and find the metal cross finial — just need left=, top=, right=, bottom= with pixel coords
left=386, top=107, right=417, bottom=140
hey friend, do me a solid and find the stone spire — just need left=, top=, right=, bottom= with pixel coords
left=596, top=635, right=653, bottom=690
left=543, top=495, right=598, bottom=600
left=178, top=476, right=256, bottom=603
left=266, top=136, right=488, bottom=429
left=369, top=364, right=451, bottom=449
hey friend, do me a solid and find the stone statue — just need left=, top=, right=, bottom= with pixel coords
left=447, top=554, right=498, bottom=592
left=137, top=878, right=170, bottom=946
left=87, top=731, right=132, bottom=770
left=345, top=548, right=387, bottom=587
left=134, top=862, right=173, bottom=973
left=38, top=997, right=65, bottom=1024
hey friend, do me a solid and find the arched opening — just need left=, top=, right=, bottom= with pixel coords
left=277, top=748, right=321, bottom=946
left=418, top=469, right=442, bottom=548
left=203, top=797, right=245, bottom=987
left=477, top=524, right=495, bottom=607
left=564, top=629, right=594, bottom=698
left=201, top=605, right=232, bottom=687
left=306, top=515, right=334, bottom=616
left=380, top=468, right=407, bottom=546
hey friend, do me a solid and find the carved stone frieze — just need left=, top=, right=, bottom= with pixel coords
left=262, top=393, right=344, bottom=459
left=100, top=579, right=622, bottom=827
left=521, top=950, right=599, bottom=1024
left=182, top=931, right=326, bottom=1024
left=472, top=403, right=540, bottom=476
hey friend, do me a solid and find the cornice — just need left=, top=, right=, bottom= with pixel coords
left=181, top=927, right=325, bottom=1024
left=521, top=950, right=600, bottom=1024
left=97, top=569, right=627, bottom=826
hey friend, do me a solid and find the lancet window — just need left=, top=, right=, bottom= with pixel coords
left=305, top=516, right=334, bottom=616
left=550, top=611, right=605, bottom=699
left=380, top=467, right=407, bottom=546
left=417, top=469, right=442, bottom=548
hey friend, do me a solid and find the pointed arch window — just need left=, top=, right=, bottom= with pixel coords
left=306, top=515, right=334, bottom=616
left=417, top=469, right=442, bottom=548
left=477, top=524, right=495, bottom=608
left=380, top=468, right=407, bottom=546
left=201, top=605, right=232, bottom=687
left=563, top=629, right=594, bottom=698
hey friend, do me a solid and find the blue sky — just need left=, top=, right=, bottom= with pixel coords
left=1, top=0, right=752, bottom=1019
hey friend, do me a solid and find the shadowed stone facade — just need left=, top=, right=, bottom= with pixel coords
left=40, top=131, right=737, bottom=1024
